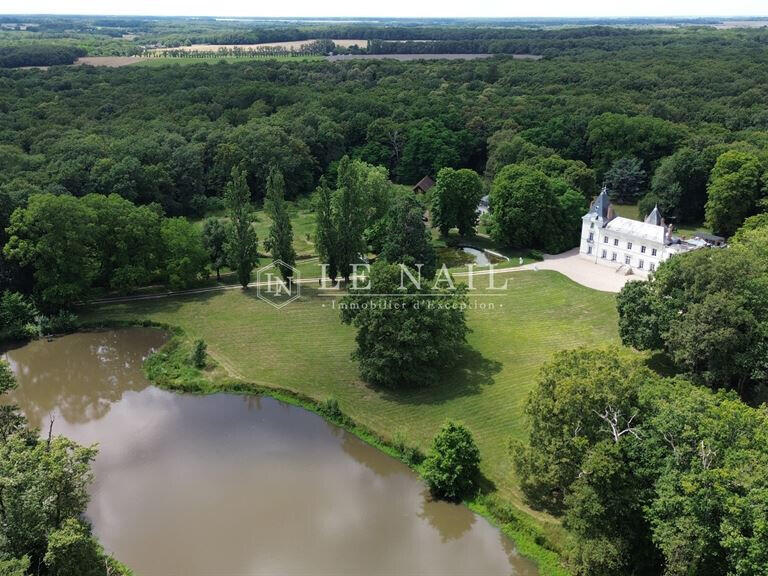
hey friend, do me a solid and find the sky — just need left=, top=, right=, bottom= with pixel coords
left=2, top=1, right=768, bottom=19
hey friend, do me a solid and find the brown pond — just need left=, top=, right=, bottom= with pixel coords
left=3, top=329, right=537, bottom=576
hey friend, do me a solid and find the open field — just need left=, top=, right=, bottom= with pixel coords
left=73, top=55, right=323, bottom=67
left=328, top=53, right=496, bottom=61
left=75, top=56, right=144, bottom=67
left=151, top=39, right=369, bottom=53
left=72, top=52, right=533, bottom=68
left=83, top=269, right=619, bottom=512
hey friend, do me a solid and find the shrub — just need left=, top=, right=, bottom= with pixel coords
left=318, top=397, right=343, bottom=422
left=0, top=291, right=37, bottom=339
left=527, top=249, right=544, bottom=261
left=423, top=421, right=481, bottom=501
left=43, top=310, right=78, bottom=334
left=190, top=339, right=207, bottom=369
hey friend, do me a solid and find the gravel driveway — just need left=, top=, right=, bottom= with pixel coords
left=537, top=249, right=644, bottom=293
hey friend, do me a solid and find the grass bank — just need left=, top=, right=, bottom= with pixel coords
left=82, top=269, right=619, bottom=575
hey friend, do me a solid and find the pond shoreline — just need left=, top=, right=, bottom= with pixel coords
left=78, top=319, right=566, bottom=576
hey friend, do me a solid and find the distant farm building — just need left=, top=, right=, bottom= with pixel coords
left=412, top=175, right=435, bottom=194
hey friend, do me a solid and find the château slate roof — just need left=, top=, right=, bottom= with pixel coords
left=644, top=205, right=663, bottom=226
left=606, top=217, right=667, bottom=244
left=590, top=186, right=613, bottom=220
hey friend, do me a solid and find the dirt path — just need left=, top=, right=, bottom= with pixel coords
left=87, top=250, right=636, bottom=307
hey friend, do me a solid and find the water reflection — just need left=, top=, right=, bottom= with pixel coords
left=419, top=494, right=476, bottom=543
left=5, top=330, right=538, bottom=576
left=3, top=328, right=167, bottom=429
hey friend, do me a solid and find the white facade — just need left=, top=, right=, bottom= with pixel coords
left=579, top=189, right=693, bottom=276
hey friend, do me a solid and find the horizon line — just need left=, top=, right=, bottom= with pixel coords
left=3, top=13, right=768, bottom=19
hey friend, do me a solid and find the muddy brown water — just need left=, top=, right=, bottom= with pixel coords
left=3, top=329, right=537, bottom=576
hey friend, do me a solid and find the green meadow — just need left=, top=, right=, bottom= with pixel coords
left=83, top=268, right=619, bottom=512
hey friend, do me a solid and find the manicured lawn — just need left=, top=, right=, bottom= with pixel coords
left=82, top=268, right=618, bottom=514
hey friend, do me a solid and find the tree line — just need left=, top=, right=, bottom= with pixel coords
left=0, top=162, right=296, bottom=319
left=514, top=346, right=768, bottom=576
left=0, top=45, right=85, bottom=68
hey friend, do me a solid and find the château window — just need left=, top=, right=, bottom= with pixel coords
left=649, top=263, right=656, bottom=272
left=588, top=232, right=594, bottom=241
left=627, top=241, right=633, bottom=250
left=625, top=255, right=631, bottom=265
left=601, top=250, right=607, bottom=259
left=613, top=238, right=619, bottom=246
left=641, top=245, right=647, bottom=254
left=604, top=236, right=609, bottom=243
left=611, top=252, right=617, bottom=261
left=651, top=248, right=657, bottom=256
left=638, top=259, right=644, bottom=269
left=587, top=246, right=593, bottom=255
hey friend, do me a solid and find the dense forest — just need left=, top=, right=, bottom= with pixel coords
left=2, top=21, right=768, bottom=575
left=0, top=27, right=767, bottom=295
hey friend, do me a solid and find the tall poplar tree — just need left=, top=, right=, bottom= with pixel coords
left=224, top=166, right=258, bottom=288
left=333, top=156, right=368, bottom=283
left=313, top=178, right=339, bottom=282
left=264, top=166, right=296, bottom=281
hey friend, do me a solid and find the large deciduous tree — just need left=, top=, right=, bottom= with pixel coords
left=489, top=164, right=584, bottom=253
left=615, top=223, right=768, bottom=398
left=82, top=193, right=164, bottom=292
left=3, top=194, right=98, bottom=310
left=340, top=261, right=469, bottom=388
left=431, top=167, right=484, bottom=236
left=161, top=217, right=209, bottom=290
left=202, top=217, right=231, bottom=282
left=484, top=131, right=552, bottom=180
left=380, top=194, right=436, bottom=278
left=642, top=147, right=716, bottom=223
left=705, top=150, right=766, bottom=237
